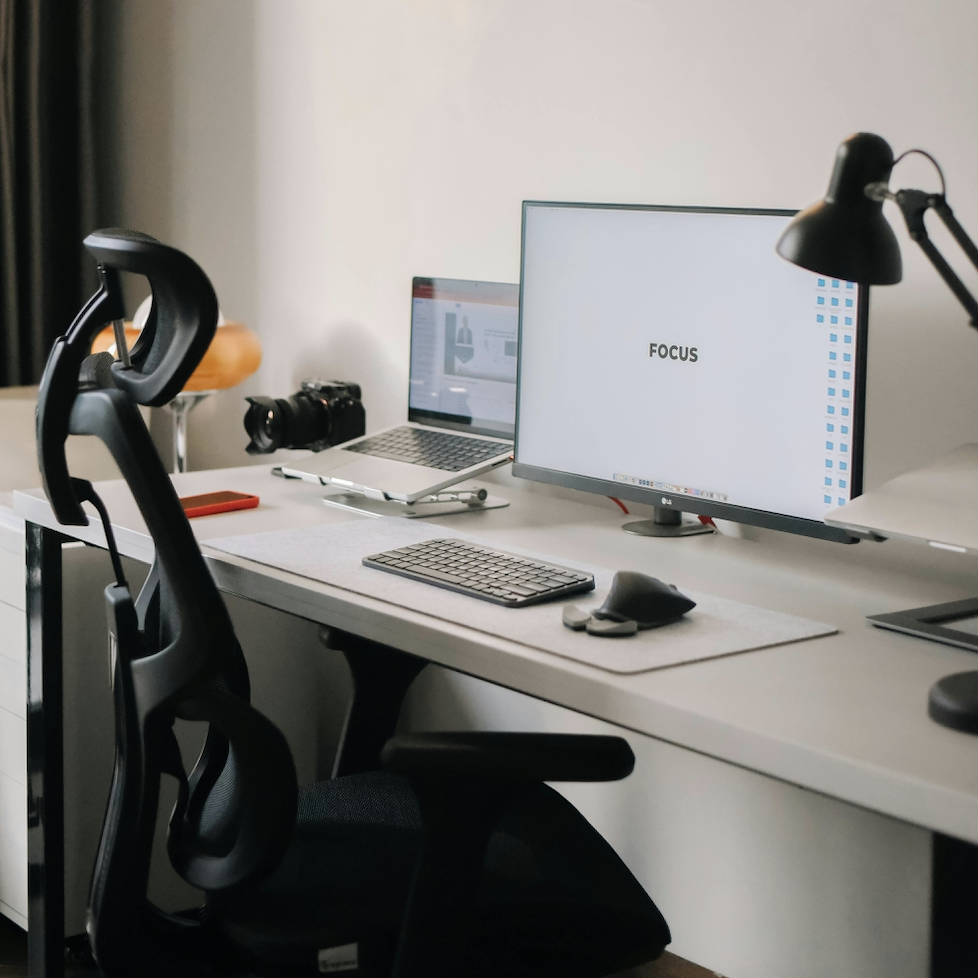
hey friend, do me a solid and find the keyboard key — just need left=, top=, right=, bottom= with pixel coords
left=419, top=568, right=465, bottom=584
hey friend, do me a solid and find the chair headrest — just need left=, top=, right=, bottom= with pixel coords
left=37, top=229, right=219, bottom=525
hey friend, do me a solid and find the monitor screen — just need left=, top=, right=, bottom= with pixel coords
left=513, top=203, right=867, bottom=542
left=409, top=277, right=520, bottom=438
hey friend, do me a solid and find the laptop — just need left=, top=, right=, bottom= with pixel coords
left=282, top=277, right=519, bottom=502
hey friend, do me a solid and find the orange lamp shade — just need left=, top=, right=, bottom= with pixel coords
left=91, top=321, right=262, bottom=391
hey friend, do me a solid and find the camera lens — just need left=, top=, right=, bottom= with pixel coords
left=243, top=382, right=365, bottom=454
left=244, top=396, right=288, bottom=454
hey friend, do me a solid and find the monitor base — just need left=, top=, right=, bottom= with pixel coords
left=622, top=507, right=714, bottom=538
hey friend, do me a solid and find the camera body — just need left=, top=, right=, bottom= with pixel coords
left=244, top=379, right=365, bottom=454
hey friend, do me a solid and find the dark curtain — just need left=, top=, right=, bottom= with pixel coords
left=0, top=0, right=98, bottom=387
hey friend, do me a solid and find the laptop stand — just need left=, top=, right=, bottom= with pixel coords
left=321, top=484, right=510, bottom=519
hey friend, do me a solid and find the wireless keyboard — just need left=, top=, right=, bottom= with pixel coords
left=363, top=538, right=595, bottom=607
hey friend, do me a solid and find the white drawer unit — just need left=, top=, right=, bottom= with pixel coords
left=0, top=705, right=25, bottom=789
left=0, top=600, right=25, bottom=720
left=0, top=834, right=26, bottom=929
left=0, top=771, right=26, bottom=848
left=0, top=703, right=26, bottom=927
left=0, top=769, right=26, bottom=928
left=0, top=652, right=24, bottom=721
left=0, top=547, right=25, bottom=612
left=0, top=599, right=25, bottom=663
left=0, top=513, right=26, bottom=927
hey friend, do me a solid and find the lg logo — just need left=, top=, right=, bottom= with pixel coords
left=650, top=343, right=698, bottom=362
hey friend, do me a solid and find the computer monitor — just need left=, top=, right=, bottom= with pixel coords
left=409, top=277, right=520, bottom=439
left=513, top=202, right=867, bottom=543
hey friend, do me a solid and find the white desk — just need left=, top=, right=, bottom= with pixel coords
left=14, top=463, right=978, bottom=977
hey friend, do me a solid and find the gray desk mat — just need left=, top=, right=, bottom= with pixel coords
left=206, top=519, right=837, bottom=674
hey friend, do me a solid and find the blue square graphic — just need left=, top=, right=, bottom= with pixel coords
left=826, top=441, right=834, bottom=450
left=828, top=387, right=836, bottom=396
left=826, top=423, right=835, bottom=432
left=816, top=314, right=824, bottom=323
left=825, top=459, right=833, bottom=468
left=830, top=315, right=838, bottom=324
left=831, top=297, right=839, bottom=306
left=824, top=495, right=832, bottom=504
left=843, top=353, right=851, bottom=362
left=829, top=351, right=837, bottom=360
left=841, top=407, right=850, bottom=416
left=824, top=477, right=832, bottom=486
left=840, top=461, right=847, bottom=471
left=839, top=479, right=847, bottom=489
left=817, top=296, right=825, bottom=305
left=828, top=369, right=836, bottom=378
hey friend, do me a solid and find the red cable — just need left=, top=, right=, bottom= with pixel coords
left=609, top=496, right=630, bottom=515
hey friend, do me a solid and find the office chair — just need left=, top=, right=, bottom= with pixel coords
left=36, top=228, right=671, bottom=977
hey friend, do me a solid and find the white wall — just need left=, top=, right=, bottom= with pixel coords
left=102, top=1, right=978, bottom=974
left=106, top=0, right=978, bottom=485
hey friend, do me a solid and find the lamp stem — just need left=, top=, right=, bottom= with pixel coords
left=167, top=391, right=216, bottom=474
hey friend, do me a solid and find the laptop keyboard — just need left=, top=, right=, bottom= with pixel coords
left=363, top=538, right=595, bottom=607
left=344, top=426, right=512, bottom=472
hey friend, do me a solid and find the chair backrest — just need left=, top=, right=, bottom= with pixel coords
left=36, top=230, right=298, bottom=976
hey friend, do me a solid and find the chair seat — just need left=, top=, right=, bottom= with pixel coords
left=209, top=771, right=669, bottom=977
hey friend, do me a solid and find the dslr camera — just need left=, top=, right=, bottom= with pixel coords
left=244, top=379, right=365, bottom=454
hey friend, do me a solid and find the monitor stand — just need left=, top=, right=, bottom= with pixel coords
left=622, top=506, right=714, bottom=538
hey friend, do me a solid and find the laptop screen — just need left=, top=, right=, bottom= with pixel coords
left=408, top=277, right=519, bottom=439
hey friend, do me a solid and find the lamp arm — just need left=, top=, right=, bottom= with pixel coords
left=895, top=189, right=978, bottom=328
left=932, top=198, right=978, bottom=272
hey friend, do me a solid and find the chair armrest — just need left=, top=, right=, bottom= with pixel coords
left=380, top=731, right=634, bottom=783
left=384, top=732, right=634, bottom=976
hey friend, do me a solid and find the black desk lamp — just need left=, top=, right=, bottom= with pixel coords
left=777, top=132, right=978, bottom=320
left=776, top=131, right=978, bottom=735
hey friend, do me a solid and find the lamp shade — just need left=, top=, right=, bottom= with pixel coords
left=776, top=132, right=903, bottom=285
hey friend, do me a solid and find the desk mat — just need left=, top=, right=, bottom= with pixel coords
left=205, top=519, right=837, bottom=674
